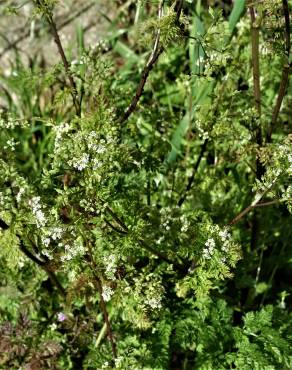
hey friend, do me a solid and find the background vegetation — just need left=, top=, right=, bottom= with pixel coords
left=0, top=0, right=291, bottom=369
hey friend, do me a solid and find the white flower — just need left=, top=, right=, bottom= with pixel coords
left=42, top=237, right=50, bottom=246
left=202, top=248, right=212, bottom=259
left=219, top=228, right=231, bottom=242
left=203, top=238, right=216, bottom=259
left=4, top=138, right=17, bottom=150
left=102, top=286, right=114, bottom=302
left=50, top=227, right=63, bottom=240
left=157, top=236, right=164, bottom=245
left=115, top=356, right=123, bottom=367
left=205, top=238, right=215, bottom=248
left=16, top=187, right=25, bottom=203
left=54, top=122, right=71, bottom=150
left=35, top=210, right=46, bottom=227
left=92, top=157, right=102, bottom=170
left=145, top=296, right=162, bottom=309
left=105, top=255, right=117, bottom=280
left=71, top=153, right=89, bottom=171
left=222, top=243, right=229, bottom=252
left=28, top=196, right=47, bottom=228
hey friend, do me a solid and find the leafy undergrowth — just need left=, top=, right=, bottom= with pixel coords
left=0, top=0, right=291, bottom=369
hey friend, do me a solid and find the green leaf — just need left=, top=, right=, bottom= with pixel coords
left=166, top=79, right=214, bottom=164
left=229, top=0, right=245, bottom=34
left=113, top=41, right=139, bottom=63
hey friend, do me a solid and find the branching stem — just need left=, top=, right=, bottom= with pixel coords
left=267, top=0, right=291, bottom=141
left=178, top=140, right=207, bottom=207
left=101, top=202, right=184, bottom=270
left=35, top=0, right=81, bottom=116
left=86, top=248, right=117, bottom=359
left=122, top=0, right=184, bottom=122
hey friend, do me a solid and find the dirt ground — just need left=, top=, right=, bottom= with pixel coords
left=0, top=0, right=112, bottom=71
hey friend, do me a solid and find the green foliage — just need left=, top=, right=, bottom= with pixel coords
left=0, top=0, right=291, bottom=368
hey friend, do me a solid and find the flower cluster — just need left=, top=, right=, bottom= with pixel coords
left=145, top=295, right=163, bottom=310
left=202, top=238, right=216, bottom=259
left=16, top=187, right=25, bottom=203
left=102, top=286, right=114, bottom=302
left=53, top=122, right=71, bottom=150
left=104, top=254, right=117, bottom=280
left=180, top=214, right=190, bottom=233
left=28, top=196, right=47, bottom=228
left=60, top=237, right=85, bottom=263
left=51, top=117, right=122, bottom=181
left=69, top=153, right=89, bottom=171
left=41, top=226, right=63, bottom=248
left=219, top=228, right=231, bottom=252
left=4, top=138, right=18, bottom=151
left=0, top=114, right=28, bottom=129
left=202, top=224, right=237, bottom=263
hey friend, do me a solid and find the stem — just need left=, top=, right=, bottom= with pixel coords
left=229, top=171, right=282, bottom=226
left=249, top=3, right=261, bottom=117
left=267, top=0, right=291, bottom=141
left=86, top=249, right=117, bottom=359
left=177, top=140, right=207, bottom=207
left=1, top=215, right=66, bottom=297
left=229, top=198, right=286, bottom=225
left=19, top=238, right=66, bottom=297
left=92, top=274, right=117, bottom=359
left=104, top=218, right=127, bottom=235
left=122, top=49, right=163, bottom=122
left=95, top=319, right=108, bottom=348
left=36, top=0, right=81, bottom=116
left=48, top=16, right=81, bottom=116
left=121, top=0, right=183, bottom=122
left=103, top=203, right=184, bottom=269
left=248, top=1, right=264, bottom=258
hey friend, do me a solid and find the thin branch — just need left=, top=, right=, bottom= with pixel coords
left=121, top=2, right=163, bottom=122
left=18, top=241, right=46, bottom=266
left=95, top=317, right=109, bottom=348
left=249, top=3, right=261, bottom=118
left=282, top=0, right=291, bottom=55
left=104, top=218, right=128, bottom=234
left=0, top=2, right=95, bottom=60
left=20, top=238, right=66, bottom=297
left=121, top=0, right=183, bottom=122
left=1, top=216, right=66, bottom=297
left=101, top=202, right=184, bottom=269
left=267, top=0, right=291, bottom=141
left=248, top=1, right=264, bottom=253
left=174, top=0, right=184, bottom=20
left=34, top=0, right=81, bottom=116
left=86, top=249, right=117, bottom=359
left=177, top=140, right=207, bottom=207
left=45, top=14, right=81, bottom=116
left=104, top=205, right=128, bottom=232
left=92, top=274, right=117, bottom=359
left=19, top=238, right=66, bottom=297
left=253, top=199, right=281, bottom=207
left=147, top=0, right=164, bottom=66
left=229, top=176, right=284, bottom=226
